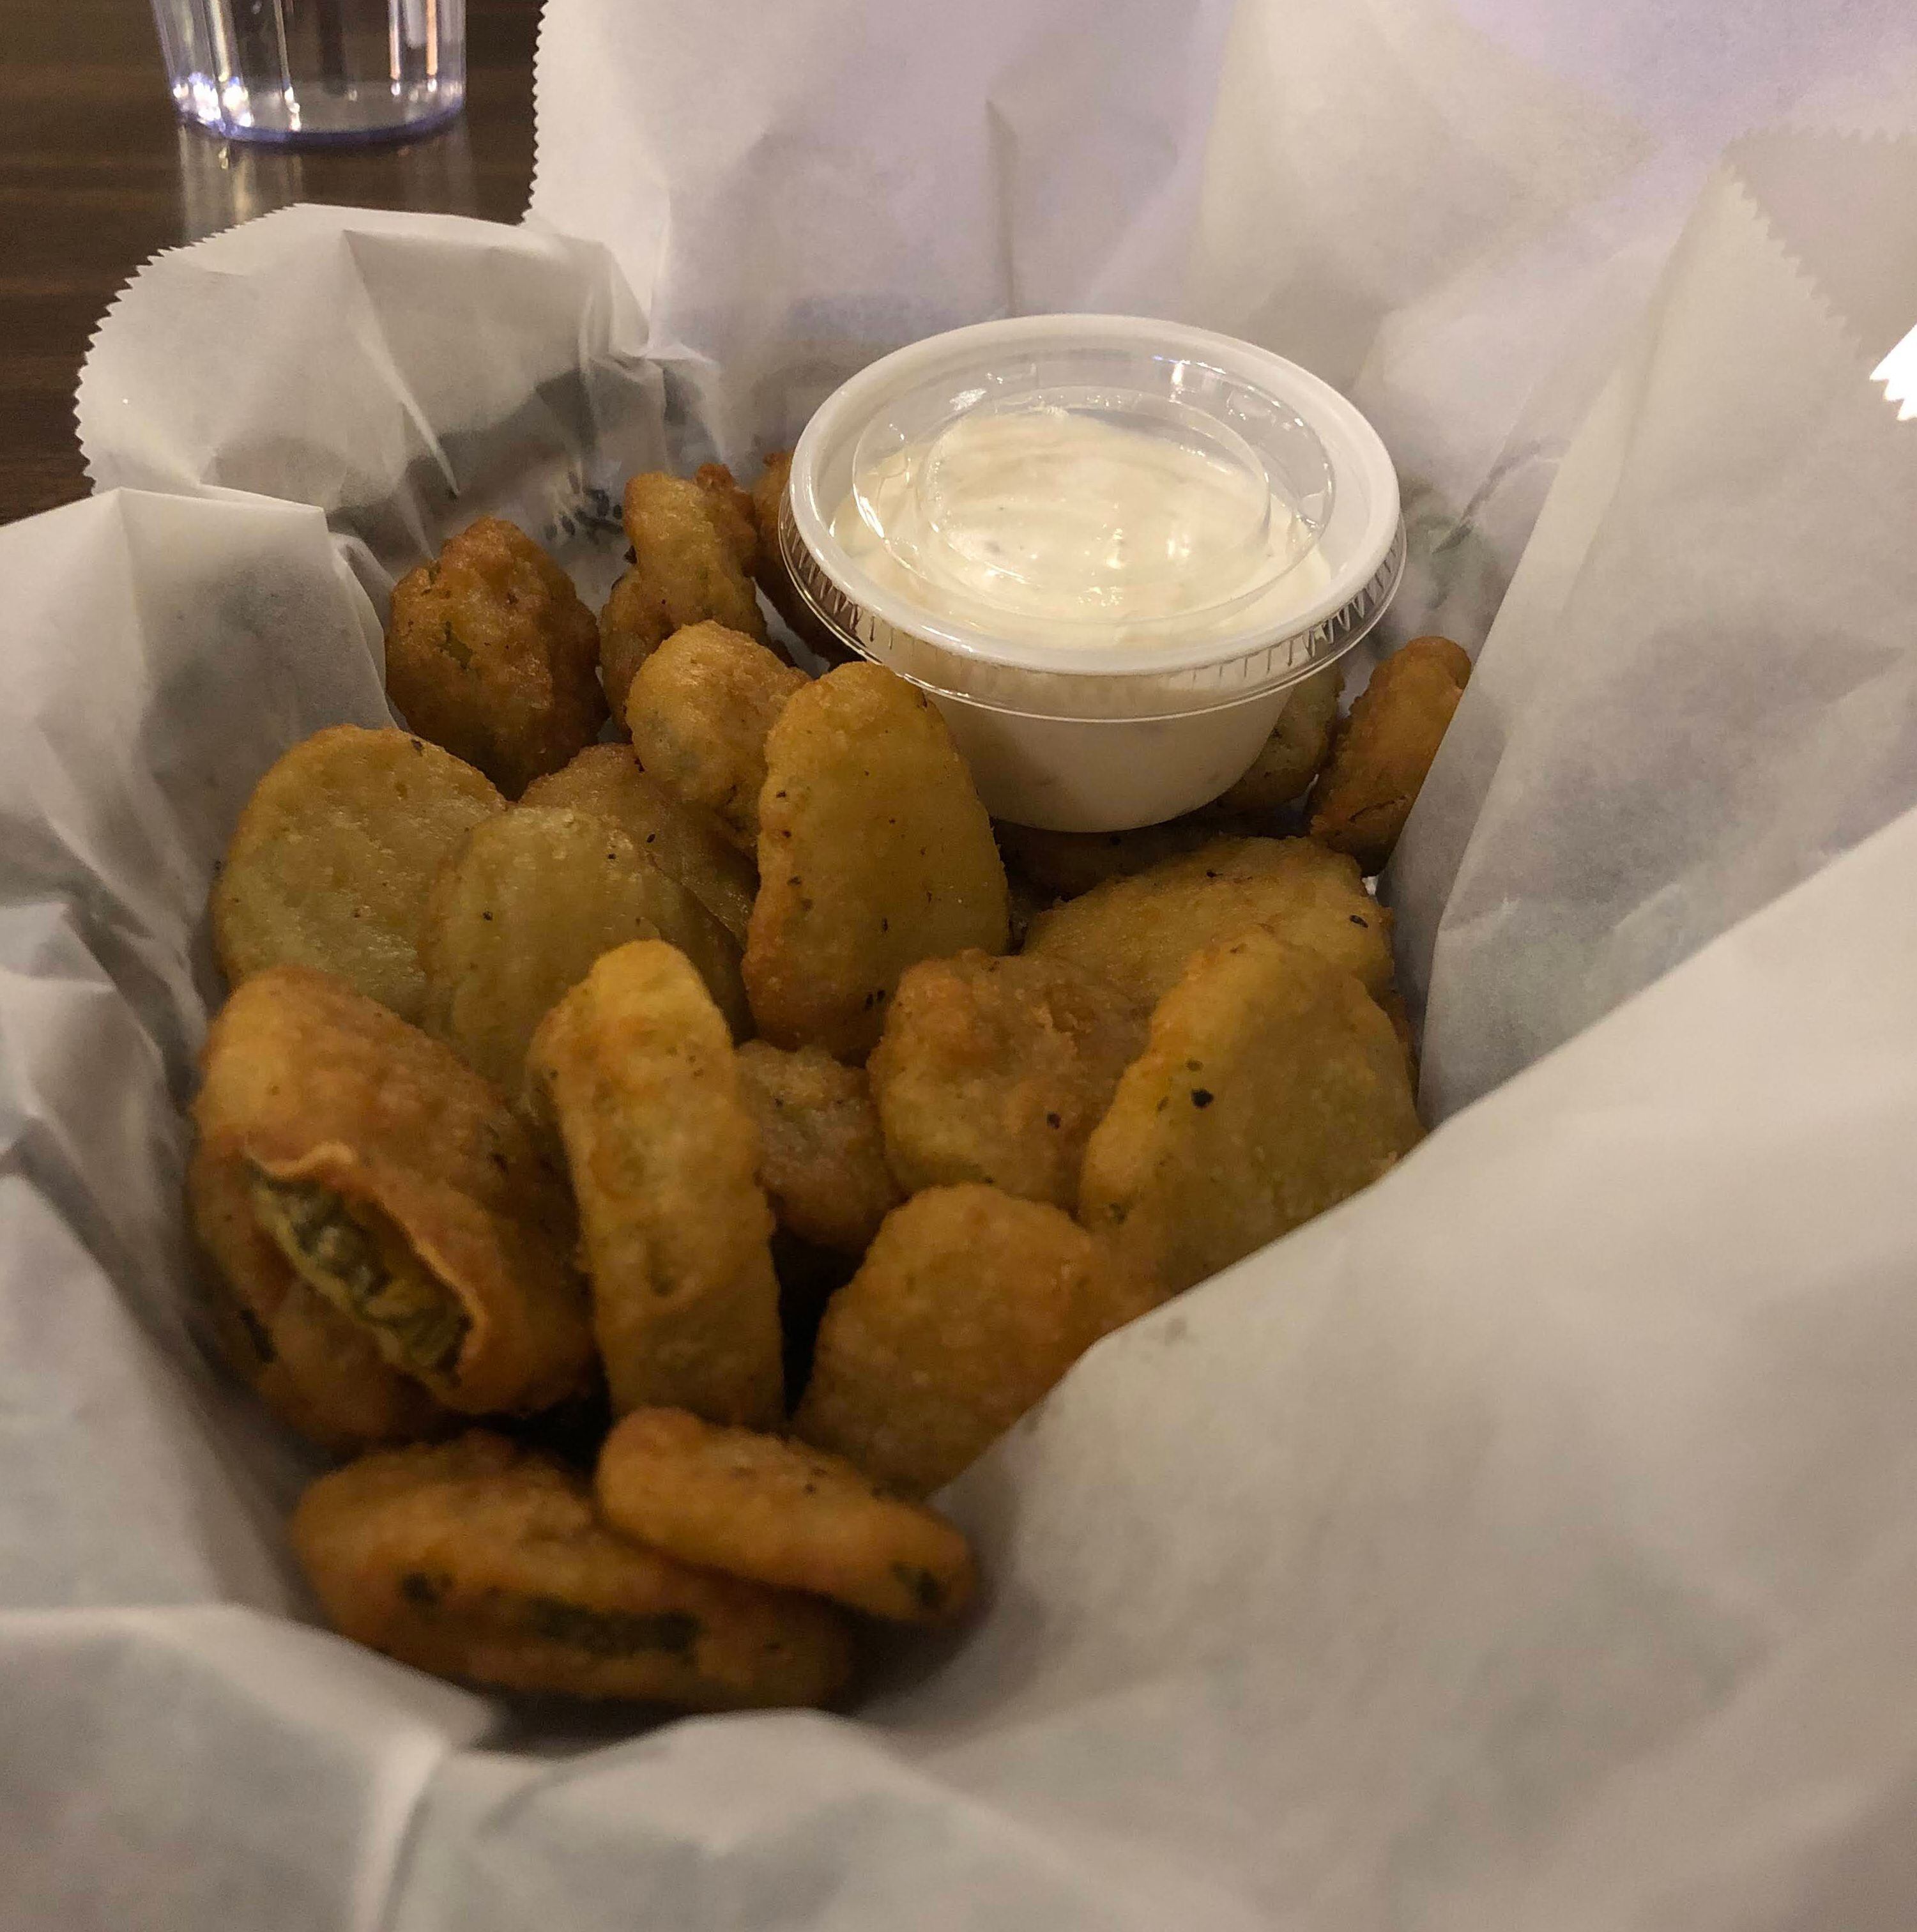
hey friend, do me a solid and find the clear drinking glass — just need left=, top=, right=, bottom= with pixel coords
left=150, top=0, right=465, bottom=145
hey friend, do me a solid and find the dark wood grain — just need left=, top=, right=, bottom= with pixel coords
left=0, top=0, right=541, bottom=526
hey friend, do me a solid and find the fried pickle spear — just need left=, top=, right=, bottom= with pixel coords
left=293, top=1433, right=852, bottom=1708
left=527, top=943, right=785, bottom=1429
left=385, top=517, right=605, bottom=797
left=734, top=1042, right=901, bottom=1254
left=1078, top=930, right=1422, bottom=1296
left=1209, top=661, right=1343, bottom=814
left=867, top=951, right=1147, bottom=1211
left=1021, top=836, right=1393, bottom=1011
left=192, top=966, right=591, bottom=1416
left=420, top=806, right=748, bottom=1092
left=521, top=744, right=758, bottom=945
left=1309, top=635, right=1471, bottom=873
left=794, top=1184, right=1159, bottom=1496
left=746, top=664, right=1011, bottom=1062
left=600, top=473, right=770, bottom=724
left=597, top=1408, right=975, bottom=1625
left=212, top=726, right=503, bottom=1023
left=625, top=622, right=807, bottom=848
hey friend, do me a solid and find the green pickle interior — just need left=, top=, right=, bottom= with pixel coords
left=248, top=1167, right=470, bottom=1377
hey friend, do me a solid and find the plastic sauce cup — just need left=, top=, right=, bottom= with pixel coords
left=780, top=315, right=1404, bottom=831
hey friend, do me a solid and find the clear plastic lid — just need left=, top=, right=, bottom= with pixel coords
left=785, top=316, right=1404, bottom=721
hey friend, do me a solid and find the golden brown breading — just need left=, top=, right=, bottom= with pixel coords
left=867, top=951, right=1147, bottom=1211
left=694, top=463, right=760, bottom=575
left=1021, top=836, right=1393, bottom=1011
left=995, top=818, right=1251, bottom=905
left=420, top=806, right=748, bottom=1092
left=1209, top=661, right=1343, bottom=814
left=1376, top=984, right=1417, bottom=1081
left=600, top=473, right=770, bottom=723
left=793, top=1184, right=1159, bottom=1496
left=526, top=943, right=785, bottom=1428
left=749, top=450, right=795, bottom=599
left=734, top=1041, right=901, bottom=1254
left=521, top=744, right=758, bottom=945
left=625, top=622, right=807, bottom=847
left=597, top=569, right=673, bottom=735
left=293, top=1432, right=853, bottom=1708
left=749, top=451, right=853, bottom=666
left=192, top=966, right=591, bottom=1416
left=1078, top=930, right=1423, bottom=1296
left=385, top=518, right=605, bottom=797
left=1308, top=636, right=1472, bottom=873
left=596, top=1407, right=975, bottom=1625
left=212, top=726, right=503, bottom=1023
left=746, top=664, right=1011, bottom=1062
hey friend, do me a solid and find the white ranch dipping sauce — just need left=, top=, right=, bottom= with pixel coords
left=829, top=407, right=1333, bottom=650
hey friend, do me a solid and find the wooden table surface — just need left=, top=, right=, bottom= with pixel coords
left=0, top=0, right=541, bottom=527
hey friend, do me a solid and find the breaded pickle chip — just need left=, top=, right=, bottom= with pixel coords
left=868, top=950, right=1147, bottom=1211
left=527, top=943, right=785, bottom=1428
left=996, top=818, right=1249, bottom=905
left=385, top=517, right=605, bottom=797
left=746, top=664, right=1011, bottom=1062
left=794, top=1184, right=1159, bottom=1496
left=1021, top=836, right=1393, bottom=1011
left=750, top=452, right=850, bottom=665
left=190, top=1152, right=448, bottom=1450
left=1211, top=661, right=1343, bottom=814
left=625, top=622, right=807, bottom=846
left=735, top=1042, right=901, bottom=1254
left=212, top=726, right=503, bottom=1022
left=694, top=463, right=760, bottom=574
left=420, top=806, right=748, bottom=1091
left=598, top=569, right=672, bottom=732
left=1310, top=635, right=1472, bottom=873
left=597, top=1408, right=975, bottom=1625
left=600, top=473, right=769, bottom=723
left=192, top=966, right=591, bottom=1416
left=1078, top=930, right=1422, bottom=1296
left=293, top=1433, right=852, bottom=1708
left=521, top=744, right=758, bottom=944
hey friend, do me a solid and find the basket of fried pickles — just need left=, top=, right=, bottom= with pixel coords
left=190, top=456, right=1468, bottom=1712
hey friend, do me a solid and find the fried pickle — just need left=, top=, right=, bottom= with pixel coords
left=995, top=818, right=1249, bottom=905
left=1209, top=661, right=1343, bottom=814
left=521, top=744, right=758, bottom=945
left=293, top=1432, right=852, bottom=1708
left=749, top=451, right=852, bottom=666
left=1021, top=836, right=1393, bottom=1011
left=746, top=664, right=1011, bottom=1062
left=735, top=1041, right=901, bottom=1254
left=192, top=965, right=591, bottom=1416
left=212, top=726, right=503, bottom=1023
left=526, top=943, right=784, bottom=1428
left=600, top=473, right=770, bottom=724
left=420, top=806, right=748, bottom=1091
left=1078, top=930, right=1422, bottom=1296
left=625, top=622, right=807, bottom=847
left=793, top=1184, right=1159, bottom=1496
left=597, top=1408, right=975, bottom=1625
left=695, top=463, right=760, bottom=574
left=867, top=950, right=1147, bottom=1211
left=1308, top=635, right=1472, bottom=873
left=191, top=1154, right=448, bottom=1450
left=385, top=517, right=605, bottom=797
